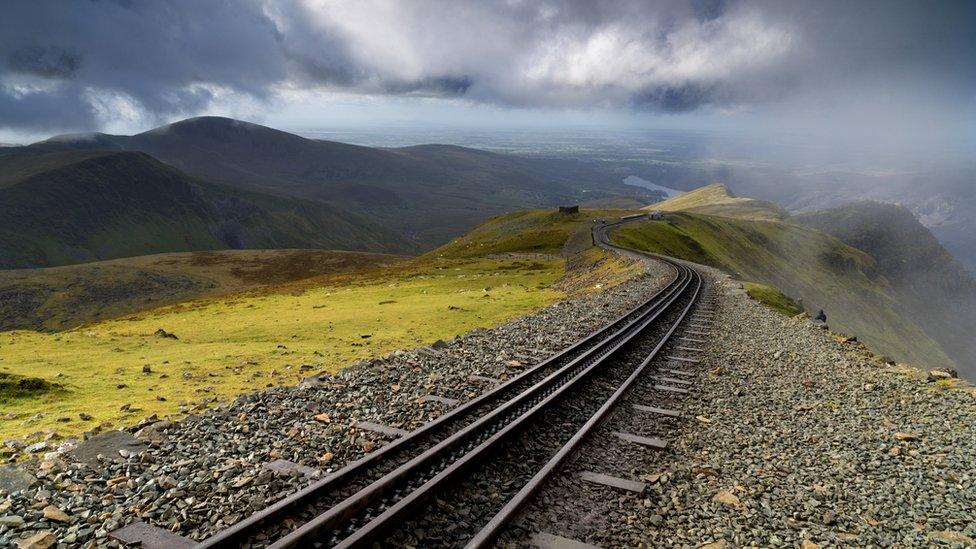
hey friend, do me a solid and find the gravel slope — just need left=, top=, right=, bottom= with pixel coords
left=0, top=259, right=670, bottom=547
left=507, top=269, right=976, bottom=548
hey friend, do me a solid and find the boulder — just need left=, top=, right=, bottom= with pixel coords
left=927, top=368, right=958, bottom=382
left=42, top=505, right=69, bottom=523
left=134, top=423, right=167, bottom=444
left=0, top=514, right=25, bottom=527
left=0, top=465, right=35, bottom=493
left=713, top=490, right=742, bottom=509
left=66, top=430, right=147, bottom=465
left=18, top=531, right=55, bottom=549
left=430, top=339, right=449, bottom=350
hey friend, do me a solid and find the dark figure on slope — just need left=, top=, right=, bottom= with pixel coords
left=814, top=309, right=827, bottom=323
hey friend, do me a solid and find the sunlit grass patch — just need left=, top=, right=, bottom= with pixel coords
left=0, top=257, right=563, bottom=440
left=742, top=282, right=804, bottom=317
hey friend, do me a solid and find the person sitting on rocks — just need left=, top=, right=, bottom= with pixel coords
left=814, top=309, right=827, bottom=323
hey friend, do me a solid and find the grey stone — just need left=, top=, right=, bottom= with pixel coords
left=24, top=442, right=48, bottom=454
left=263, top=459, right=319, bottom=477
left=0, top=514, right=24, bottom=527
left=0, top=465, right=35, bottom=493
left=66, top=430, right=147, bottom=465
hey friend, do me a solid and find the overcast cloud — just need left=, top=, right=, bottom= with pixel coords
left=1, top=0, right=973, bottom=140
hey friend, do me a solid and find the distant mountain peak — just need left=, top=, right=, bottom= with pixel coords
left=32, top=132, right=121, bottom=151
left=40, top=132, right=109, bottom=143
left=141, top=116, right=287, bottom=138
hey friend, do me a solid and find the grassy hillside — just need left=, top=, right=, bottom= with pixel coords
left=743, top=282, right=804, bottom=316
left=0, top=249, right=405, bottom=331
left=0, top=206, right=642, bottom=442
left=0, top=257, right=564, bottom=440
left=794, top=202, right=976, bottom=376
left=0, top=150, right=415, bottom=268
left=645, top=183, right=787, bottom=221
left=7, top=117, right=654, bottom=248
left=611, top=213, right=955, bottom=369
left=432, top=208, right=639, bottom=259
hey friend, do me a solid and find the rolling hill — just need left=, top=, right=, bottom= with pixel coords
left=4, top=117, right=653, bottom=247
left=644, top=183, right=786, bottom=221
left=793, top=202, right=976, bottom=376
left=611, top=185, right=971, bottom=375
left=0, top=150, right=416, bottom=269
left=0, top=249, right=405, bottom=331
left=1, top=204, right=622, bottom=440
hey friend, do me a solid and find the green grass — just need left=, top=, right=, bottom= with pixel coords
left=0, top=373, right=62, bottom=404
left=432, top=208, right=642, bottom=259
left=0, top=256, right=564, bottom=440
left=0, top=206, right=642, bottom=442
left=612, top=213, right=954, bottom=369
left=743, top=282, right=803, bottom=316
left=647, top=184, right=786, bottom=221
left=0, top=249, right=406, bottom=332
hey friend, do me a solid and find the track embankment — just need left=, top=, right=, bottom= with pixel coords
left=0, top=253, right=672, bottom=547
left=3, top=237, right=974, bottom=548
left=506, top=266, right=976, bottom=548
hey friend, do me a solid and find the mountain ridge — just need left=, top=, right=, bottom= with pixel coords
left=611, top=184, right=974, bottom=376
left=644, top=183, right=786, bottom=221
left=0, top=150, right=416, bottom=269
left=793, top=201, right=976, bottom=375
left=4, top=117, right=653, bottom=248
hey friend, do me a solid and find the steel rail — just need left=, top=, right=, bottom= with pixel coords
left=268, top=261, right=696, bottom=548
left=466, top=237, right=704, bottom=548
left=198, top=226, right=684, bottom=548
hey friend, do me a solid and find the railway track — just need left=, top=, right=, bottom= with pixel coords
left=193, top=216, right=707, bottom=548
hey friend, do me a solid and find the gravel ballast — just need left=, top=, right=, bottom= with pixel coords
left=4, top=254, right=974, bottom=548
left=506, top=268, right=976, bottom=548
left=0, top=258, right=670, bottom=547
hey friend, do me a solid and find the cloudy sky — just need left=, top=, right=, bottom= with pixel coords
left=1, top=0, right=974, bottom=147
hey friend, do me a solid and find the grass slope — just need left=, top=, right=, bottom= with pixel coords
left=611, top=213, right=954, bottom=369
left=743, top=282, right=803, bottom=316
left=0, top=257, right=563, bottom=440
left=645, top=183, right=787, bottom=221
left=433, top=208, right=639, bottom=258
left=0, top=206, right=641, bottom=441
left=793, top=202, right=976, bottom=377
left=0, top=249, right=405, bottom=331
left=0, top=150, right=415, bottom=268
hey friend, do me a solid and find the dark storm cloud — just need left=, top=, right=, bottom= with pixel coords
left=0, top=0, right=974, bottom=133
left=381, top=76, right=474, bottom=97
left=0, top=0, right=290, bottom=131
left=632, top=84, right=717, bottom=113
left=7, top=46, right=82, bottom=79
